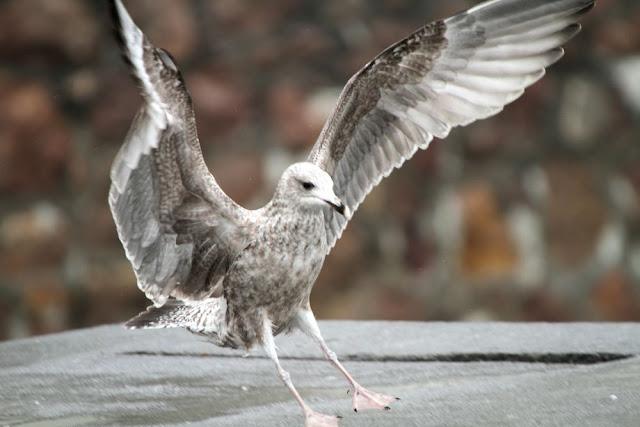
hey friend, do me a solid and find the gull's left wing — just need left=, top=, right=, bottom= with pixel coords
left=307, top=0, right=595, bottom=252
left=108, top=0, right=251, bottom=307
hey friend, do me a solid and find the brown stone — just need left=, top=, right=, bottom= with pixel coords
left=209, top=0, right=300, bottom=35
left=590, top=270, right=640, bottom=321
left=0, top=203, right=69, bottom=274
left=124, top=0, right=197, bottom=61
left=79, top=202, right=121, bottom=250
left=267, top=82, right=325, bottom=150
left=559, top=76, right=613, bottom=148
left=90, top=74, right=141, bottom=141
left=411, top=139, right=441, bottom=178
left=544, top=162, right=607, bottom=269
left=22, top=273, right=70, bottom=336
left=459, top=183, right=518, bottom=283
left=371, top=287, right=427, bottom=320
left=0, top=0, right=98, bottom=62
left=0, top=79, right=71, bottom=194
left=0, top=296, right=16, bottom=340
left=385, top=168, right=421, bottom=223
left=595, top=14, right=640, bottom=55
left=522, top=290, right=575, bottom=322
left=626, top=162, right=640, bottom=220
left=80, top=259, right=143, bottom=328
left=282, top=24, right=335, bottom=61
left=314, top=281, right=426, bottom=321
left=65, top=69, right=100, bottom=104
left=187, top=69, right=250, bottom=143
left=315, top=224, right=366, bottom=296
left=405, top=223, right=434, bottom=271
left=207, top=150, right=264, bottom=206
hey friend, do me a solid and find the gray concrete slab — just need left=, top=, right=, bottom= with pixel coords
left=1, top=322, right=639, bottom=426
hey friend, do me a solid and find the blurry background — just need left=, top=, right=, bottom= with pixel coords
left=0, top=0, right=638, bottom=340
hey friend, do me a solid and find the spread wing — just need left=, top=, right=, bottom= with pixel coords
left=108, top=0, right=251, bottom=307
left=308, top=0, right=594, bottom=251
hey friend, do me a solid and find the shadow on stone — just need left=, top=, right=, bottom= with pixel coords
left=121, top=350, right=633, bottom=365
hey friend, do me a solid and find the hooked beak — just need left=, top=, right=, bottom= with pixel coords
left=325, top=196, right=348, bottom=217
left=330, top=201, right=346, bottom=216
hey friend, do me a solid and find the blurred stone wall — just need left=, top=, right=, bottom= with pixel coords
left=0, top=0, right=639, bottom=340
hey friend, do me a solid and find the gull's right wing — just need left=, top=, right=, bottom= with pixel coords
left=307, top=0, right=594, bottom=253
left=108, top=0, right=251, bottom=307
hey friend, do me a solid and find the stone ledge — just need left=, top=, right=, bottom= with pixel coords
left=1, top=322, right=639, bottom=426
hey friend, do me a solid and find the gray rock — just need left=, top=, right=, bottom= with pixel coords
left=1, top=322, right=639, bottom=426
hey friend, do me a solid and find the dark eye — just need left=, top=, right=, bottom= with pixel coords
left=302, top=182, right=315, bottom=190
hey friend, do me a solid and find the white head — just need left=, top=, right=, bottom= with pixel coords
left=276, top=162, right=347, bottom=216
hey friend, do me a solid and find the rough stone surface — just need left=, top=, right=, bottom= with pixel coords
left=1, top=322, right=639, bottom=427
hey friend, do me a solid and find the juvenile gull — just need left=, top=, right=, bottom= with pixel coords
left=108, top=0, right=594, bottom=425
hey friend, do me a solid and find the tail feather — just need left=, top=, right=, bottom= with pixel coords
left=125, top=298, right=227, bottom=337
left=125, top=300, right=183, bottom=329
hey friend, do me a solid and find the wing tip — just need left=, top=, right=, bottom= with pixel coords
left=109, top=0, right=142, bottom=83
left=578, top=1, right=596, bottom=16
left=551, top=47, right=566, bottom=61
left=109, top=0, right=156, bottom=95
left=564, top=22, right=583, bottom=41
left=109, top=0, right=131, bottom=54
left=110, top=1, right=187, bottom=118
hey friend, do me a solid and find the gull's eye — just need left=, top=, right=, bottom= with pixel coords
left=302, top=182, right=315, bottom=190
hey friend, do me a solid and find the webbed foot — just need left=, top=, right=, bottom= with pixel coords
left=351, top=385, right=399, bottom=412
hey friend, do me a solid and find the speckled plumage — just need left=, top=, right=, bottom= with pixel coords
left=109, top=0, right=594, bottom=424
left=122, top=159, right=333, bottom=350
left=223, top=206, right=326, bottom=348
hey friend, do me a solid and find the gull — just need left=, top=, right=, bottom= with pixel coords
left=108, top=0, right=594, bottom=425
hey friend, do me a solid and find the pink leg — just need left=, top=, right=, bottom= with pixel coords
left=295, top=309, right=399, bottom=413
left=261, top=317, right=342, bottom=426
